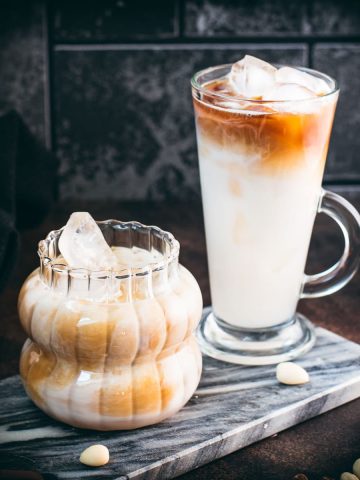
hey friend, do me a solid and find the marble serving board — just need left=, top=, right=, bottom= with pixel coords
left=1, top=324, right=360, bottom=480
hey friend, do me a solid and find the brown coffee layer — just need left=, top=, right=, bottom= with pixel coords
left=193, top=80, right=336, bottom=174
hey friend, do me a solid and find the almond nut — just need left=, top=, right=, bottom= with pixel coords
left=276, top=362, right=309, bottom=385
left=353, top=458, right=360, bottom=478
left=80, top=444, right=109, bottom=467
left=341, top=473, right=359, bottom=480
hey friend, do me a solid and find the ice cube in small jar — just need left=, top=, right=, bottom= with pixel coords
left=18, top=213, right=203, bottom=430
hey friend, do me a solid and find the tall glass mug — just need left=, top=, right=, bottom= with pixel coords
left=191, top=64, right=360, bottom=365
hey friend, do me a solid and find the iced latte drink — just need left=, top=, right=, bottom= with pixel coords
left=19, top=213, right=203, bottom=430
left=192, top=56, right=359, bottom=364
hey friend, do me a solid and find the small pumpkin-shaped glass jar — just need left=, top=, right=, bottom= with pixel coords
left=19, top=221, right=203, bottom=430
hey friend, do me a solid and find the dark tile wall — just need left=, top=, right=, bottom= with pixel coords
left=309, top=0, right=360, bottom=34
left=185, top=0, right=360, bottom=36
left=314, top=44, right=360, bottom=181
left=185, top=0, right=307, bottom=36
left=54, top=45, right=306, bottom=199
left=52, top=1, right=179, bottom=41
left=0, top=1, right=49, bottom=145
left=1, top=0, right=360, bottom=200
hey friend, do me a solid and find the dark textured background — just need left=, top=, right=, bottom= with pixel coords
left=0, top=0, right=359, bottom=200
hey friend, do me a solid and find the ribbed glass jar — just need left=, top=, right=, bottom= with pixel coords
left=19, top=220, right=203, bottom=430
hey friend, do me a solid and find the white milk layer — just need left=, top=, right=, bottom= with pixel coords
left=197, top=136, right=322, bottom=329
left=111, top=246, right=164, bottom=267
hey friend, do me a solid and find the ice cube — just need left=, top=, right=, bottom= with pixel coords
left=265, top=83, right=315, bottom=101
left=275, top=67, right=330, bottom=96
left=58, top=212, right=117, bottom=270
left=229, top=55, right=277, bottom=98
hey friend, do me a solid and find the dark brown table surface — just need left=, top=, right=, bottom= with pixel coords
left=0, top=188, right=359, bottom=480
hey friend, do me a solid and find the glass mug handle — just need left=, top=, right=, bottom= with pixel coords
left=301, top=189, right=360, bottom=298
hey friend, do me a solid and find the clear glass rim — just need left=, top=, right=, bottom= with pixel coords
left=38, top=220, right=180, bottom=277
left=191, top=63, right=339, bottom=104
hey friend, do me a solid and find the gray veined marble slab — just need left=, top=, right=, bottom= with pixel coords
left=1, top=323, right=360, bottom=479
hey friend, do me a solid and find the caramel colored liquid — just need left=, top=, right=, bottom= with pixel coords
left=194, top=78, right=336, bottom=176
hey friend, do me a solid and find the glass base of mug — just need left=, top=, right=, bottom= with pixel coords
left=196, top=307, right=316, bottom=365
